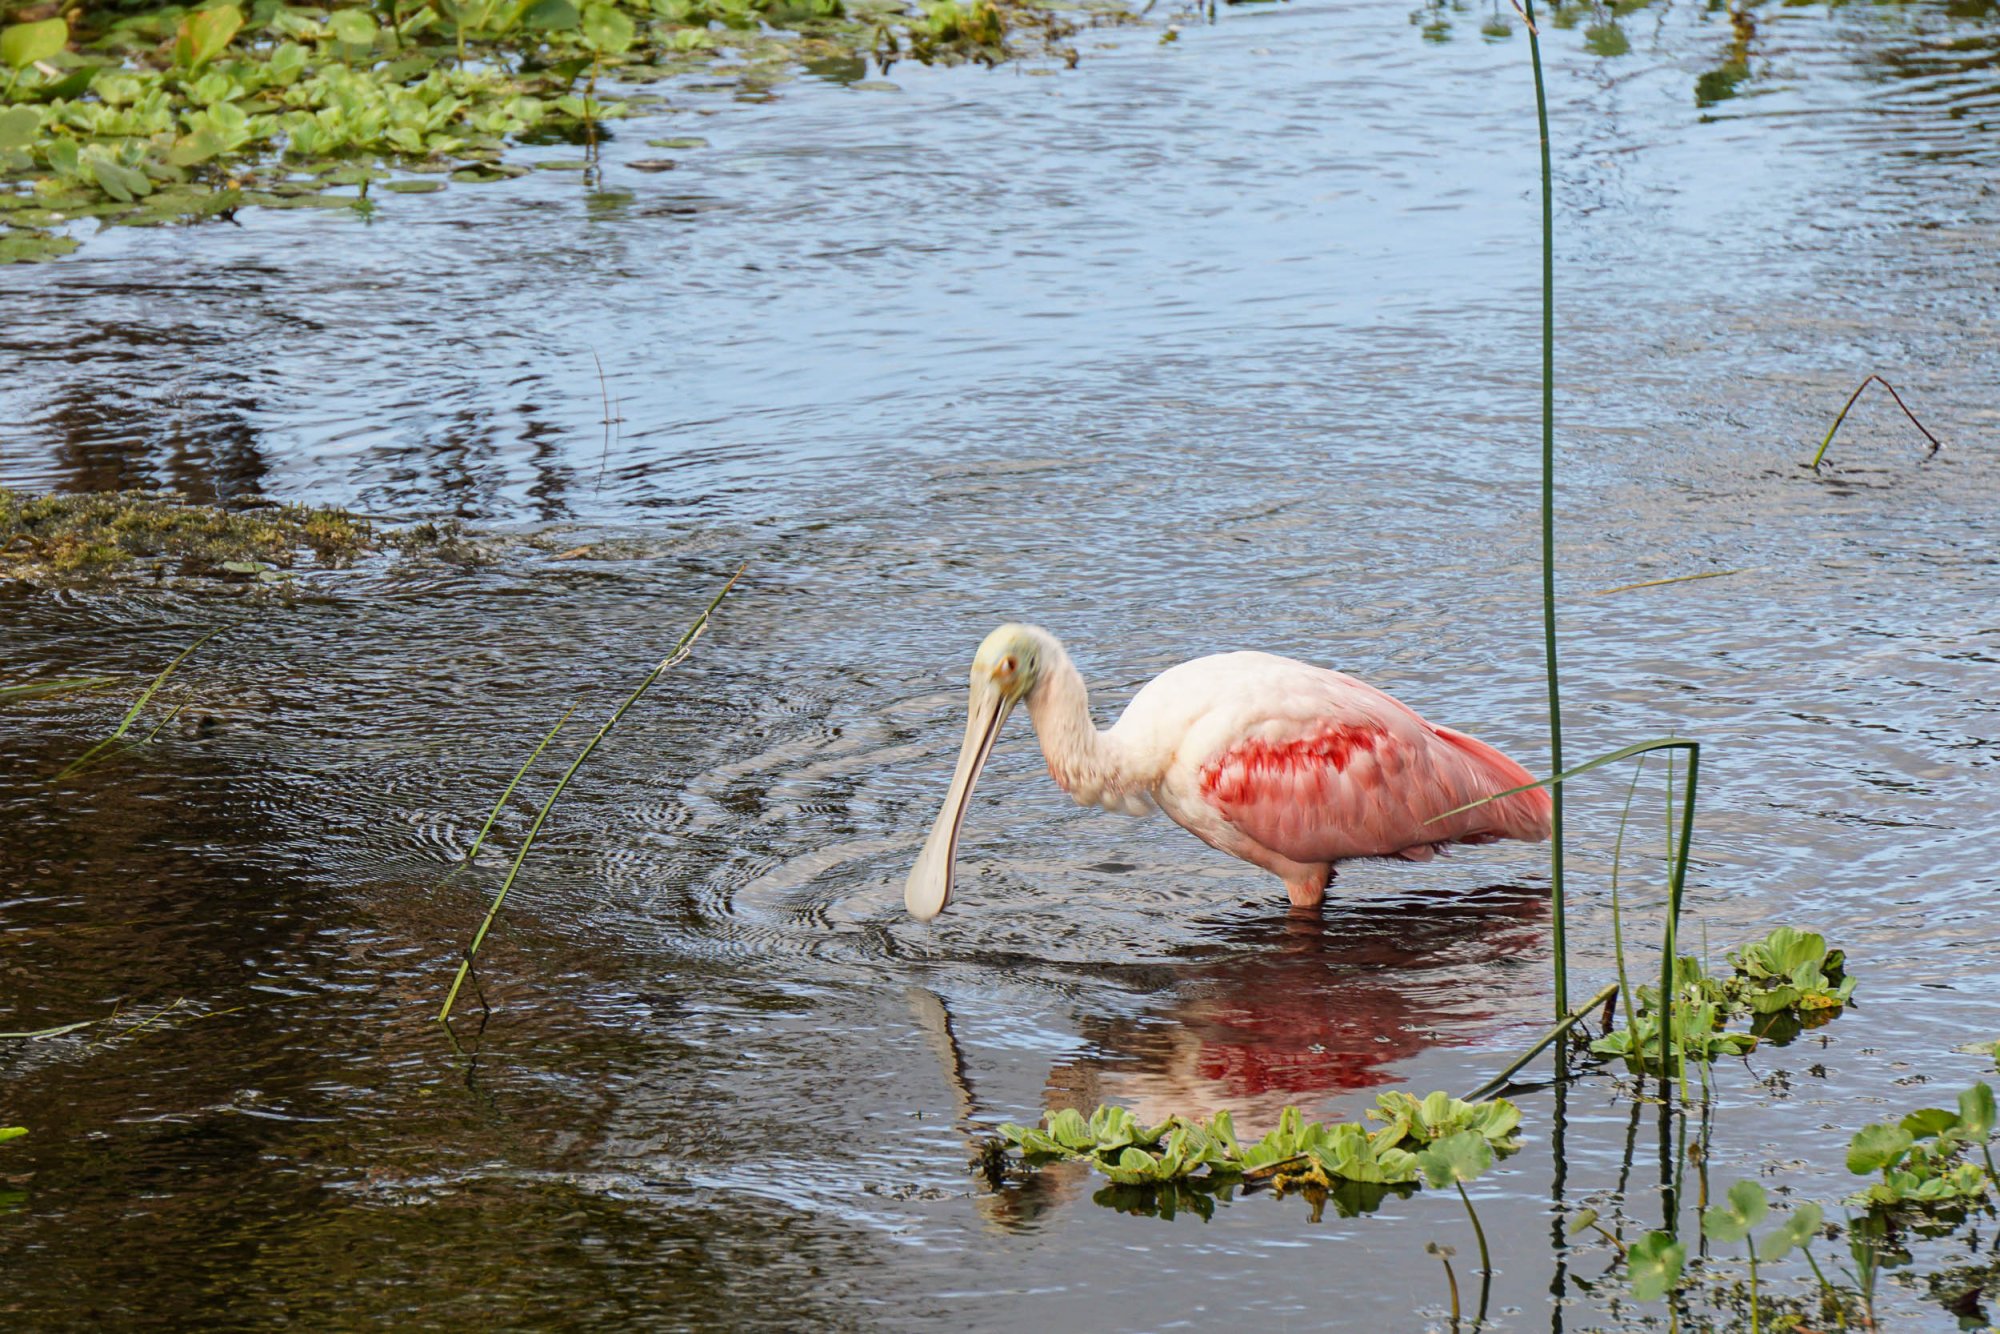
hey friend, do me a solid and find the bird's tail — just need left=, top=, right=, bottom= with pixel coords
left=1432, top=725, right=1554, bottom=843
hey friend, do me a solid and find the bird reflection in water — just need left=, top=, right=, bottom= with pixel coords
left=910, top=884, right=1548, bottom=1229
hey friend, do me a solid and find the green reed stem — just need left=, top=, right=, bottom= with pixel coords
left=55, top=630, right=218, bottom=780
left=438, top=566, right=745, bottom=1024
left=0, top=676, right=121, bottom=704
left=1436, top=1247, right=1461, bottom=1327
left=1799, top=1244, right=1842, bottom=1328
left=1457, top=1180, right=1493, bottom=1277
left=1519, top=0, right=1566, bottom=1020
left=1659, top=745, right=1699, bottom=1128
left=452, top=701, right=580, bottom=878
left=1748, top=1236, right=1762, bottom=1334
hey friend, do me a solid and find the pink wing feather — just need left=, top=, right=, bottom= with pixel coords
left=1193, top=681, right=1550, bottom=866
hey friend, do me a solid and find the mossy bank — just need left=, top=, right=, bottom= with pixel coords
left=0, top=486, right=492, bottom=581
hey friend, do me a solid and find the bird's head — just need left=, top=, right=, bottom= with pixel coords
left=904, top=623, right=1058, bottom=923
left=970, top=622, right=1048, bottom=706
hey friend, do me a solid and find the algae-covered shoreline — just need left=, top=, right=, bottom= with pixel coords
left=0, top=486, right=492, bottom=580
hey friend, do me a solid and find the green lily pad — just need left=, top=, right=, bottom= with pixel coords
left=1702, top=1179, right=1767, bottom=1244
left=383, top=179, right=446, bottom=193
left=533, top=159, right=591, bottom=171
left=1415, top=1130, right=1493, bottom=1188
left=1761, top=1201, right=1823, bottom=1262
left=1628, top=1231, right=1685, bottom=1302
left=0, top=229, right=79, bottom=263
left=2, top=18, right=68, bottom=72
left=1959, top=1082, right=1996, bottom=1140
left=0, top=107, right=42, bottom=151
left=1849, top=1123, right=1915, bottom=1175
left=647, top=136, right=709, bottom=149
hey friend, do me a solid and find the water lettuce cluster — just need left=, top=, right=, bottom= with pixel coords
left=0, top=0, right=1096, bottom=258
left=999, top=1090, right=1522, bottom=1194
left=1725, top=927, right=1855, bottom=1013
left=1846, top=1082, right=1998, bottom=1213
left=1590, top=926, right=1855, bottom=1073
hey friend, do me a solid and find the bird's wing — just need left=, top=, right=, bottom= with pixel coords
left=1142, top=653, right=1550, bottom=864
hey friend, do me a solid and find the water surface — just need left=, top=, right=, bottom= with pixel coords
left=4, top=0, right=1999, bottom=1327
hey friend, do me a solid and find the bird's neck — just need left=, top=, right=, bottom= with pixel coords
left=1025, top=644, right=1139, bottom=809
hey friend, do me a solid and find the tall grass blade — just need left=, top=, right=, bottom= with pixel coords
left=451, top=701, right=581, bottom=878
left=438, top=566, right=745, bottom=1024
left=1808, top=374, right=1943, bottom=469
left=0, top=1018, right=96, bottom=1040
left=0, top=676, right=122, bottom=704
left=54, top=630, right=218, bottom=780
left=1520, top=0, right=1566, bottom=1018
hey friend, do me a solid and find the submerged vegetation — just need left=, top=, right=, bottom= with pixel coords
left=0, top=0, right=1115, bottom=259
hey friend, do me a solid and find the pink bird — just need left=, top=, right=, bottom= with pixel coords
left=906, top=624, right=1553, bottom=919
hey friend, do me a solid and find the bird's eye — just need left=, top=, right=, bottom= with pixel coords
left=1001, top=656, right=1017, bottom=673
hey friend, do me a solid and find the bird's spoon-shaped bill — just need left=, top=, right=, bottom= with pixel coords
left=906, top=680, right=1015, bottom=921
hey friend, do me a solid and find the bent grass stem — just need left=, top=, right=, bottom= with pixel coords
left=438, top=567, right=744, bottom=1024
left=1593, top=569, right=1749, bottom=596
left=1809, top=374, right=1943, bottom=469
left=1460, top=980, right=1618, bottom=1103
left=1609, top=756, right=1646, bottom=1053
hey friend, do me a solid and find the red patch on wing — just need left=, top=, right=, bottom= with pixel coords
left=1198, top=723, right=1388, bottom=811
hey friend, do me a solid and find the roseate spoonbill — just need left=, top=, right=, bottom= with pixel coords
left=905, top=624, right=1552, bottom=920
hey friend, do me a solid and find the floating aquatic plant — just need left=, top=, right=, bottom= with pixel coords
left=1589, top=998, right=1758, bottom=1073
left=1846, top=1083, right=1997, bottom=1214
left=0, top=0, right=1105, bottom=256
left=997, top=1091, right=1521, bottom=1197
left=1726, top=927, right=1854, bottom=1014
left=1700, top=1180, right=1827, bottom=1334
left=1586, top=926, right=1857, bottom=1075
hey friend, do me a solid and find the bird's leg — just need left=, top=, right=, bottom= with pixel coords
left=1284, top=865, right=1332, bottom=913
